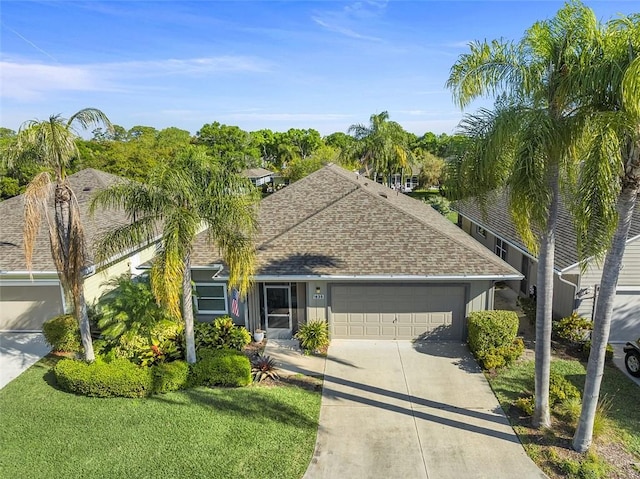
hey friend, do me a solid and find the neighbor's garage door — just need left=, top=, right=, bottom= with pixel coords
left=609, top=290, right=640, bottom=342
left=0, top=283, right=64, bottom=331
left=330, top=284, right=466, bottom=340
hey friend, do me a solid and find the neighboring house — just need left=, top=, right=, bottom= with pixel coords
left=364, top=165, right=421, bottom=192
left=241, top=167, right=274, bottom=187
left=455, top=194, right=640, bottom=342
left=191, top=164, right=522, bottom=340
left=0, top=169, right=159, bottom=331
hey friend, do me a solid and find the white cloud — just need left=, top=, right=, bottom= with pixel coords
left=0, top=62, right=108, bottom=100
left=0, top=56, right=271, bottom=100
left=311, top=1, right=387, bottom=42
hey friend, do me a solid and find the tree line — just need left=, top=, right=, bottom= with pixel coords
left=0, top=120, right=464, bottom=199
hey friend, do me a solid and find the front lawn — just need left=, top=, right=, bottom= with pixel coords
left=488, top=359, right=640, bottom=478
left=0, top=356, right=321, bottom=479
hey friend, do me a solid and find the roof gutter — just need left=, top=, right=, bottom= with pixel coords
left=211, top=273, right=523, bottom=281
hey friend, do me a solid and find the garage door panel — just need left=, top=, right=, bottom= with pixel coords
left=331, top=285, right=465, bottom=340
left=610, top=291, right=640, bottom=342
left=0, top=284, right=64, bottom=331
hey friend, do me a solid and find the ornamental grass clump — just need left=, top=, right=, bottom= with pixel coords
left=295, top=320, right=329, bottom=355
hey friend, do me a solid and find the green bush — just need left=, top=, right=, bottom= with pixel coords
left=43, top=314, right=82, bottom=352
left=295, top=320, right=329, bottom=354
left=561, top=452, right=610, bottom=479
left=190, top=349, right=251, bottom=387
left=553, top=313, right=592, bottom=343
left=152, top=361, right=190, bottom=394
left=194, top=317, right=251, bottom=352
left=467, top=310, right=522, bottom=369
left=54, top=358, right=153, bottom=398
left=582, top=341, right=614, bottom=362
left=549, top=370, right=581, bottom=406
left=515, top=396, right=535, bottom=416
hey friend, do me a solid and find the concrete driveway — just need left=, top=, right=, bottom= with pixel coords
left=0, top=332, right=50, bottom=390
left=304, top=340, right=546, bottom=479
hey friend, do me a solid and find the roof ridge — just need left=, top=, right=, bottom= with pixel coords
left=325, top=164, right=515, bottom=270
left=257, top=167, right=359, bottom=250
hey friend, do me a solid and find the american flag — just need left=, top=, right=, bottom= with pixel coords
left=231, top=288, right=240, bottom=317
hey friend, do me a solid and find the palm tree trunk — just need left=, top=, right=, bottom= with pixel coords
left=573, top=183, right=638, bottom=451
left=76, top=285, right=95, bottom=361
left=182, top=253, right=197, bottom=364
left=533, top=174, right=560, bottom=428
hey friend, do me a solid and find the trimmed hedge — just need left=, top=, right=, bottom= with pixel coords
left=468, top=310, right=523, bottom=369
left=152, top=361, right=190, bottom=394
left=43, top=314, right=82, bottom=352
left=190, top=349, right=252, bottom=387
left=54, top=358, right=154, bottom=398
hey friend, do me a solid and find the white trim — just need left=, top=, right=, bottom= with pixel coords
left=616, top=286, right=640, bottom=292
left=194, top=282, right=228, bottom=314
left=207, top=274, right=523, bottom=281
left=0, top=279, right=61, bottom=286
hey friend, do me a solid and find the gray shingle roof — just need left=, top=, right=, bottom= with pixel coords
left=0, top=169, right=133, bottom=272
left=455, top=192, right=640, bottom=271
left=192, top=164, right=521, bottom=278
left=241, top=168, right=274, bottom=179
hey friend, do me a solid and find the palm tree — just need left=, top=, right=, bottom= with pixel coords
left=347, top=111, right=412, bottom=185
left=90, top=146, right=259, bottom=364
left=9, top=108, right=112, bottom=361
left=446, top=2, right=597, bottom=427
left=571, top=14, right=640, bottom=452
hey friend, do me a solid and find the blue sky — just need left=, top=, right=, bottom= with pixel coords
left=1, top=1, right=637, bottom=137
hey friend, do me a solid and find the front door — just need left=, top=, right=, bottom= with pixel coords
left=264, top=285, right=292, bottom=339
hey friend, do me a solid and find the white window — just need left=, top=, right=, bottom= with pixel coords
left=476, top=226, right=487, bottom=238
left=495, top=238, right=508, bottom=261
left=194, top=283, right=227, bottom=314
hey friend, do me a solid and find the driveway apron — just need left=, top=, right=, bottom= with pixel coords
left=304, top=340, right=546, bottom=479
left=0, top=332, right=50, bottom=390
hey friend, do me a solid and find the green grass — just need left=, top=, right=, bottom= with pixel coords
left=0, top=357, right=322, bottom=479
left=489, top=359, right=640, bottom=458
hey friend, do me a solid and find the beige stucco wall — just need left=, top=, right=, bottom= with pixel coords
left=84, top=244, right=158, bottom=305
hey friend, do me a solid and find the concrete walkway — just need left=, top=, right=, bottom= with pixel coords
left=0, top=332, right=50, bottom=390
left=304, top=340, right=546, bottom=479
left=263, top=339, right=327, bottom=377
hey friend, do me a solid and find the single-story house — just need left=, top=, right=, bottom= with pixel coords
left=0, top=169, right=159, bottom=331
left=191, top=163, right=522, bottom=340
left=241, top=167, right=274, bottom=187
left=455, top=194, right=640, bottom=342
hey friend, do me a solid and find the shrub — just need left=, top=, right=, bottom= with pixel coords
left=425, top=195, right=452, bottom=216
left=152, top=361, right=190, bottom=394
left=194, top=317, right=251, bottom=352
left=94, top=275, right=184, bottom=366
left=251, top=354, right=279, bottom=382
left=295, top=320, right=330, bottom=354
left=553, top=313, right=592, bottom=343
left=43, top=314, right=82, bottom=352
left=515, top=396, right=535, bottom=416
left=190, top=349, right=251, bottom=387
left=561, top=452, right=610, bottom=479
left=467, top=311, right=522, bottom=369
left=549, top=370, right=581, bottom=406
left=582, top=341, right=614, bottom=362
left=54, top=358, right=153, bottom=398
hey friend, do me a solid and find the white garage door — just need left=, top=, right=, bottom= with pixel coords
left=330, top=284, right=466, bottom=340
left=0, top=283, right=64, bottom=331
left=610, top=290, right=640, bottom=342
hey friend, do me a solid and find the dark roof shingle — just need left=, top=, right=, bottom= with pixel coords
left=192, top=164, right=521, bottom=278
left=455, top=192, right=640, bottom=271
